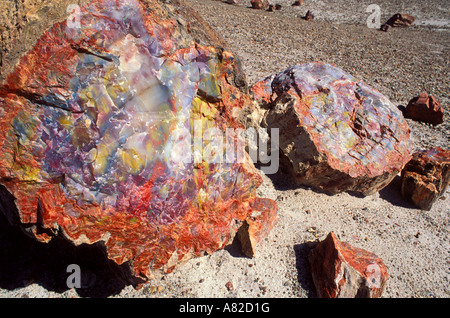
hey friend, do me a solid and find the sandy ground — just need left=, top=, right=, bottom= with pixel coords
left=0, top=0, right=449, bottom=298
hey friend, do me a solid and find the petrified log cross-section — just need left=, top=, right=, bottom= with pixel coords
left=0, top=0, right=278, bottom=282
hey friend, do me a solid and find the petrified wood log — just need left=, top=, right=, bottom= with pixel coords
left=308, top=232, right=389, bottom=298
left=0, top=0, right=277, bottom=283
left=251, top=63, right=412, bottom=196
left=401, top=147, right=450, bottom=210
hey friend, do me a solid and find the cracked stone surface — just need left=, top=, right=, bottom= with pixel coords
left=250, top=63, right=413, bottom=196
left=0, top=0, right=278, bottom=283
left=308, top=232, right=389, bottom=298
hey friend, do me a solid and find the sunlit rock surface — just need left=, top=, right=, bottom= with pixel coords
left=0, top=0, right=277, bottom=282
left=308, top=232, right=389, bottom=298
left=251, top=63, right=412, bottom=196
left=251, top=0, right=270, bottom=10
left=401, top=147, right=450, bottom=210
left=403, top=92, right=444, bottom=126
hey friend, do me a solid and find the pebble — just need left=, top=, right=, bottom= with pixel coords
left=225, top=281, right=234, bottom=291
left=307, top=226, right=317, bottom=233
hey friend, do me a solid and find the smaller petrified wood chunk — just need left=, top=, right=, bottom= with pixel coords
left=384, top=13, right=416, bottom=27
left=401, top=147, right=450, bottom=210
left=237, top=198, right=279, bottom=257
left=308, top=232, right=389, bottom=298
left=403, top=92, right=444, bottom=126
left=250, top=63, right=412, bottom=196
left=380, top=13, right=415, bottom=31
left=251, top=0, right=270, bottom=10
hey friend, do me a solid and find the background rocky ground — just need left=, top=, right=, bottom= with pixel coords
left=0, top=0, right=449, bottom=298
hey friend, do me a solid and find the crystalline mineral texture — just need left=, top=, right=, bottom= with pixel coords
left=0, top=0, right=278, bottom=282
left=401, top=147, right=450, bottom=210
left=308, top=232, right=389, bottom=298
left=251, top=63, right=412, bottom=196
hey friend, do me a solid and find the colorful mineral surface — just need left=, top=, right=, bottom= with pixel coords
left=401, top=147, right=450, bottom=210
left=308, top=232, right=389, bottom=298
left=251, top=63, right=412, bottom=196
left=0, top=0, right=277, bottom=282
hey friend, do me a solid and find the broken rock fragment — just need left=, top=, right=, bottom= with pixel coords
left=0, top=0, right=278, bottom=283
left=401, top=147, right=450, bottom=210
left=380, top=13, right=416, bottom=31
left=402, top=92, right=444, bottom=126
left=237, top=198, right=279, bottom=257
left=250, top=63, right=412, bottom=196
left=251, top=0, right=270, bottom=10
left=385, top=13, right=416, bottom=27
left=308, top=232, right=389, bottom=298
left=303, top=10, right=314, bottom=20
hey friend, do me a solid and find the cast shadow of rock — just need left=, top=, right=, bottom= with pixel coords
left=259, top=163, right=415, bottom=204
left=224, top=234, right=250, bottom=259
left=293, top=243, right=317, bottom=298
left=0, top=187, right=139, bottom=298
left=379, top=175, right=416, bottom=209
left=258, top=164, right=348, bottom=198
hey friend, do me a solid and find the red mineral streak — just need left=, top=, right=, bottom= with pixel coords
left=308, top=232, right=389, bottom=298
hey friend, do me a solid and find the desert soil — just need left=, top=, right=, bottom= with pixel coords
left=0, top=0, right=449, bottom=298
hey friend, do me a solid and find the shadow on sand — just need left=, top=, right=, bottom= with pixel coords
left=0, top=186, right=139, bottom=298
left=293, top=243, right=317, bottom=298
left=378, top=175, right=416, bottom=209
